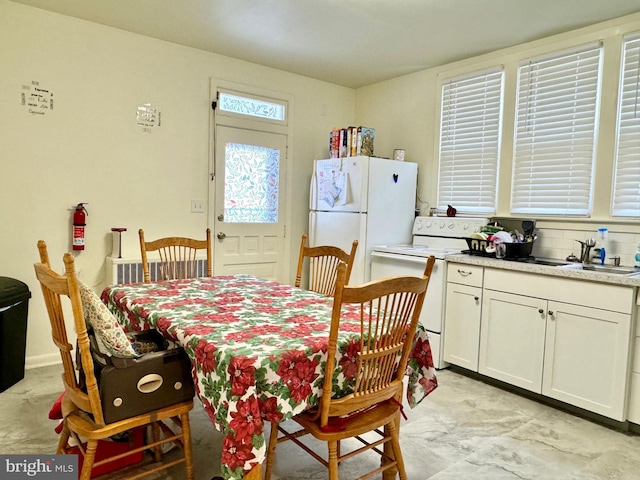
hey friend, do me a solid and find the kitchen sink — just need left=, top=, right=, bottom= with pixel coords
left=524, top=258, right=640, bottom=276
left=581, top=264, right=639, bottom=275
left=524, top=258, right=571, bottom=267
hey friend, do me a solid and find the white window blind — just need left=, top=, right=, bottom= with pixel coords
left=511, top=44, right=602, bottom=216
left=437, top=69, right=503, bottom=215
left=612, top=34, right=640, bottom=217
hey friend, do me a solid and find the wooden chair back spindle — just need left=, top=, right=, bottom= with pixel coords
left=295, top=233, right=358, bottom=296
left=139, top=229, right=212, bottom=282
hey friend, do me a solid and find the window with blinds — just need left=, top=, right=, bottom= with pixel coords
left=437, top=69, right=504, bottom=215
left=511, top=44, right=603, bottom=216
left=612, top=34, right=640, bottom=217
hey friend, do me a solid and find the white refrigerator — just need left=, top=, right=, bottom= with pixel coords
left=309, top=156, right=418, bottom=285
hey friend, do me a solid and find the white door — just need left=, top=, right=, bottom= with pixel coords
left=213, top=125, right=287, bottom=281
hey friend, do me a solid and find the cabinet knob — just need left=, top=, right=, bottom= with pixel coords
left=474, top=296, right=479, bottom=301
left=548, top=310, right=554, bottom=317
left=538, top=308, right=544, bottom=314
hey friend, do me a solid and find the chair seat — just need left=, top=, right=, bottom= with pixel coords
left=293, top=399, right=401, bottom=442
left=64, top=398, right=194, bottom=441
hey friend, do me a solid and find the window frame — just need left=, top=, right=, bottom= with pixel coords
left=510, top=42, right=603, bottom=217
left=436, top=67, right=505, bottom=216
left=217, top=88, right=288, bottom=126
left=611, top=32, right=640, bottom=218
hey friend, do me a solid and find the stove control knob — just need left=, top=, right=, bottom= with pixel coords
left=462, top=223, right=469, bottom=230
left=439, top=221, right=445, bottom=228
left=448, top=223, right=454, bottom=229
left=415, top=220, right=423, bottom=230
left=425, top=221, right=432, bottom=228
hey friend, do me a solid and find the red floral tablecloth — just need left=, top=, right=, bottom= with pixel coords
left=101, top=275, right=437, bottom=479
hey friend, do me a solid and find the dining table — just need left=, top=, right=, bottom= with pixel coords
left=101, top=274, right=438, bottom=480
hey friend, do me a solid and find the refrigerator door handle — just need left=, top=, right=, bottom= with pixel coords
left=309, top=172, right=317, bottom=211
left=308, top=211, right=317, bottom=247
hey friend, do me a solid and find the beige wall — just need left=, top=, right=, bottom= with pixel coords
left=356, top=12, right=640, bottom=266
left=4, top=0, right=640, bottom=368
left=0, top=0, right=355, bottom=367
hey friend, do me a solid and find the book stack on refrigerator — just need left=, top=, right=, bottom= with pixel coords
left=329, top=126, right=374, bottom=158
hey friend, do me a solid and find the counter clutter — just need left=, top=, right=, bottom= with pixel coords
left=464, top=220, right=535, bottom=259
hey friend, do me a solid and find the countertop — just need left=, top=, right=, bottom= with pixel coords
left=446, top=254, right=640, bottom=288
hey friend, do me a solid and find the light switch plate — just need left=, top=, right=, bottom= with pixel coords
left=191, top=199, right=205, bottom=213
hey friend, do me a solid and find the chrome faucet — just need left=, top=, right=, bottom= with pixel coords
left=576, top=238, right=596, bottom=264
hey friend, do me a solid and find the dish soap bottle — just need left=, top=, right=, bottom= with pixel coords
left=635, top=243, right=640, bottom=269
left=597, top=227, right=608, bottom=265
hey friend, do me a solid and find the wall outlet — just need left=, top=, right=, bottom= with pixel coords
left=191, top=199, right=205, bottom=213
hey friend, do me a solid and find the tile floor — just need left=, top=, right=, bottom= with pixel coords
left=2, top=364, right=640, bottom=479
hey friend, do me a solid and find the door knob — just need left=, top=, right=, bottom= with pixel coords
left=217, top=232, right=226, bottom=240
left=217, top=214, right=224, bottom=221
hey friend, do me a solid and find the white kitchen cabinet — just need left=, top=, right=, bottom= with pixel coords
left=542, top=301, right=631, bottom=419
left=481, top=268, right=634, bottom=421
left=479, top=290, right=546, bottom=392
left=443, top=264, right=483, bottom=371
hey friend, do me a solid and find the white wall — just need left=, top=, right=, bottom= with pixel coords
left=355, top=12, right=640, bottom=266
left=0, top=0, right=355, bottom=367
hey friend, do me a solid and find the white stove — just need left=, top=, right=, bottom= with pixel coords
left=370, top=216, right=487, bottom=369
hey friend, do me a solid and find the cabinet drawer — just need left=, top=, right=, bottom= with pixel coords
left=447, top=263, right=483, bottom=287
left=484, top=268, right=633, bottom=314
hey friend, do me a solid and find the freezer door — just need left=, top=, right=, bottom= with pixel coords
left=311, top=157, right=369, bottom=212
left=365, top=158, right=417, bottom=249
left=309, top=211, right=367, bottom=285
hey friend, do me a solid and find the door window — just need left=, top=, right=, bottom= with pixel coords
left=224, top=142, right=280, bottom=223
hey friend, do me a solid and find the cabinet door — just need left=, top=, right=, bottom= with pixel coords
left=543, top=301, right=631, bottom=421
left=479, top=290, right=547, bottom=393
left=443, top=283, right=482, bottom=371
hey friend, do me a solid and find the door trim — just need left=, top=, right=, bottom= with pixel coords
left=209, top=78, right=295, bottom=282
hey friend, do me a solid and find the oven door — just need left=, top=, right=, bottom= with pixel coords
left=370, top=251, right=444, bottom=334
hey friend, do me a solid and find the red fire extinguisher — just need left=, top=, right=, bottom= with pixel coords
left=72, top=203, right=88, bottom=251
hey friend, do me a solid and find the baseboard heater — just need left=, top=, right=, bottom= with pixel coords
left=105, top=257, right=208, bottom=285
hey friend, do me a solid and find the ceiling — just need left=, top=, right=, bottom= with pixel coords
left=10, top=0, right=640, bottom=88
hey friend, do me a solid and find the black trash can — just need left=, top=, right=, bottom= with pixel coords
left=0, top=277, right=31, bottom=393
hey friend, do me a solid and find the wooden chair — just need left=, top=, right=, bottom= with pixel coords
left=139, top=228, right=212, bottom=282
left=265, top=256, right=436, bottom=480
left=295, top=233, right=358, bottom=296
left=33, top=240, right=195, bottom=480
